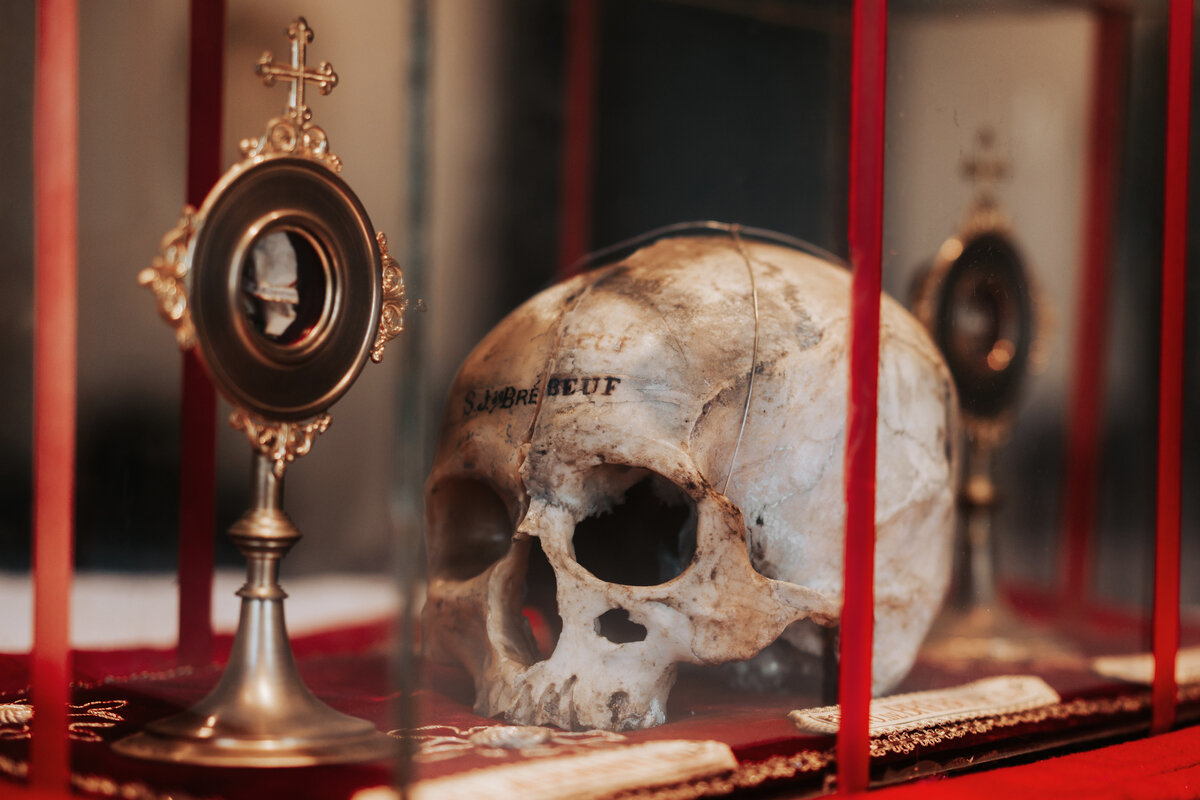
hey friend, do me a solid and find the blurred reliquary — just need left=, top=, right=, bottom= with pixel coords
left=912, top=129, right=1062, bottom=666
left=114, top=18, right=407, bottom=767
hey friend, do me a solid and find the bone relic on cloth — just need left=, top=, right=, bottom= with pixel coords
left=424, top=231, right=959, bottom=731
left=244, top=230, right=301, bottom=336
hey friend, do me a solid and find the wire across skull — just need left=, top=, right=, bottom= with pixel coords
left=424, top=232, right=958, bottom=731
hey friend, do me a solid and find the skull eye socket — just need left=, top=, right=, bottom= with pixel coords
left=572, top=468, right=697, bottom=587
left=427, top=478, right=513, bottom=581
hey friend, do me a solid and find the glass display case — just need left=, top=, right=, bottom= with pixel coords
left=2, top=0, right=1197, bottom=798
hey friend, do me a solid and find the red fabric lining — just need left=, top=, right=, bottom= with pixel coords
left=840, top=0, right=887, bottom=793
left=2, top=640, right=1198, bottom=799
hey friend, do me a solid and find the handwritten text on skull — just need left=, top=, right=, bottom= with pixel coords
left=463, top=376, right=622, bottom=417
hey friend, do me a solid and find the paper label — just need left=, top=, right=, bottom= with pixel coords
left=788, top=675, right=1061, bottom=736
left=395, top=739, right=736, bottom=800
left=1093, top=645, right=1200, bottom=686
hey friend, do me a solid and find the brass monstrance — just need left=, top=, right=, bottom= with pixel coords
left=114, top=18, right=407, bottom=766
left=914, top=130, right=1063, bottom=665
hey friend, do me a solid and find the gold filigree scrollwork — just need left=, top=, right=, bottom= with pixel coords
left=138, top=207, right=197, bottom=350
left=239, top=115, right=342, bottom=174
left=230, top=409, right=332, bottom=478
left=371, top=232, right=409, bottom=363
left=238, top=17, right=342, bottom=173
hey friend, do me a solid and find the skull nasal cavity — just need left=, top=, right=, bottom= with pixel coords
left=572, top=470, right=697, bottom=586
left=596, top=609, right=648, bottom=644
left=427, top=478, right=511, bottom=581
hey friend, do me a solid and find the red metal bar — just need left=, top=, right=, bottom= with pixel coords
left=177, top=0, right=225, bottom=667
left=1061, top=9, right=1128, bottom=611
left=31, top=0, right=78, bottom=790
left=1151, top=0, right=1191, bottom=736
left=839, top=0, right=887, bottom=793
left=557, top=0, right=598, bottom=277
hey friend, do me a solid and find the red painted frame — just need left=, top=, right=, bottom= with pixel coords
left=1151, top=0, right=1192, bottom=737
left=839, top=0, right=887, bottom=793
left=1061, top=9, right=1129, bottom=613
left=31, top=0, right=78, bottom=792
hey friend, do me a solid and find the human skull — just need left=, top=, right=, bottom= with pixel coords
left=424, top=230, right=957, bottom=731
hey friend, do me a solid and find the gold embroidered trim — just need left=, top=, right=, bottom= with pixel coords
left=0, top=699, right=128, bottom=743
left=98, top=664, right=199, bottom=688
left=870, top=683, right=1200, bottom=756
left=0, top=704, right=31, bottom=726
left=611, top=685, right=1200, bottom=799
left=70, top=772, right=215, bottom=800
left=609, top=750, right=834, bottom=800
left=0, top=750, right=215, bottom=800
left=0, top=664, right=200, bottom=700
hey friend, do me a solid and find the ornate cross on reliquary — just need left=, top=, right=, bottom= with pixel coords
left=117, top=17, right=405, bottom=767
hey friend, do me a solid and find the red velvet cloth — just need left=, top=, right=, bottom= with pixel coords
left=0, top=624, right=394, bottom=800
left=0, top=616, right=1196, bottom=799
left=864, top=724, right=1200, bottom=800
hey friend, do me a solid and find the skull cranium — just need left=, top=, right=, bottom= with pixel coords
left=424, top=230, right=957, bottom=731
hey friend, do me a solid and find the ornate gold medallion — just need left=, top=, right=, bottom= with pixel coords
left=913, top=129, right=1062, bottom=667
left=118, top=17, right=401, bottom=768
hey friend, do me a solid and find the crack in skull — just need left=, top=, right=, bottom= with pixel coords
left=424, top=232, right=958, bottom=731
